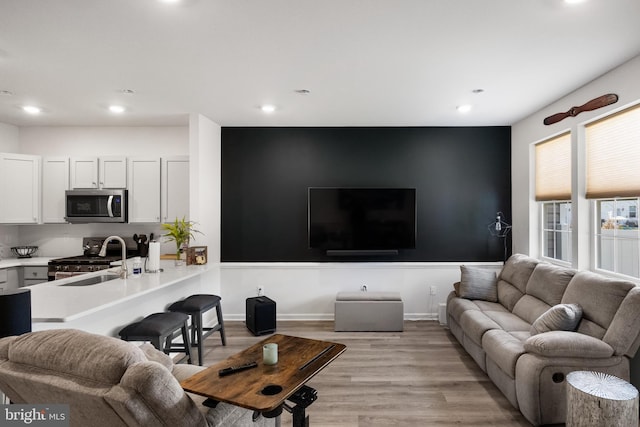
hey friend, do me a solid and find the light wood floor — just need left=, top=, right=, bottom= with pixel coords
left=198, top=320, right=532, bottom=427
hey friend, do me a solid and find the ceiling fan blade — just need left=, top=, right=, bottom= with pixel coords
left=543, top=93, right=618, bottom=125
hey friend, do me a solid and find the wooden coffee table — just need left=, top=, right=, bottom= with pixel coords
left=180, top=334, right=346, bottom=426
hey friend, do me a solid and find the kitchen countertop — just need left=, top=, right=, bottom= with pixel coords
left=25, top=260, right=211, bottom=322
left=0, top=257, right=56, bottom=268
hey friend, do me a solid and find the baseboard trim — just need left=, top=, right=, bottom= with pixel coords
left=224, top=313, right=438, bottom=322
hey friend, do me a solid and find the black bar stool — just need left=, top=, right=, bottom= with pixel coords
left=168, top=294, right=226, bottom=366
left=119, top=312, right=192, bottom=364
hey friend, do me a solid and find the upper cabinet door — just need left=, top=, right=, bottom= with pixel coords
left=99, top=157, right=127, bottom=189
left=42, top=157, right=69, bottom=223
left=161, top=156, right=189, bottom=223
left=0, top=153, right=41, bottom=224
left=128, top=157, right=161, bottom=223
left=70, top=157, right=127, bottom=189
left=70, top=157, right=98, bottom=189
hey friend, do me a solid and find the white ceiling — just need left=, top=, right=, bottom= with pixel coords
left=1, top=0, right=639, bottom=128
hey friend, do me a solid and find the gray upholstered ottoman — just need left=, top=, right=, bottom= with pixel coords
left=334, top=291, right=404, bottom=332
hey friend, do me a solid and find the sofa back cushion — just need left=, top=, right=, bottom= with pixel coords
left=7, top=329, right=146, bottom=384
left=603, top=286, right=640, bottom=357
left=562, top=271, right=635, bottom=342
left=497, top=254, right=539, bottom=311
left=512, top=295, right=552, bottom=325
left=526, top=263, right=576, bottom=306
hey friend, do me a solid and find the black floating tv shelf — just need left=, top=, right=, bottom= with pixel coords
left=326, top=250, right=399, bottom=257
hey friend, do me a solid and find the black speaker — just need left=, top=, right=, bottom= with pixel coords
left=0, top=288, right=32, bottom=338
left=246, top=296, right=276, bottom=336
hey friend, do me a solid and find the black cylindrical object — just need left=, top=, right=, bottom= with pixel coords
left=0, top=288, right=32, bottom=338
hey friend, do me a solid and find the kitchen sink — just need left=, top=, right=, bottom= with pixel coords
left=59, top=273, right=120, bottom=287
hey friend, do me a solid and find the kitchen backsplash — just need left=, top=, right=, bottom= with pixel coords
left=0, top=225, right=20, bottom=259
left=15, top=223, right=173, bottom=258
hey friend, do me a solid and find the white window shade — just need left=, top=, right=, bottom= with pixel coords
left=535, top=132, right=571, bottom=201
left=586, top=104, right=640, bottom=199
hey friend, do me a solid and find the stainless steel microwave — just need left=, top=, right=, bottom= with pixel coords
left=65, top=189, right=128, bottom=223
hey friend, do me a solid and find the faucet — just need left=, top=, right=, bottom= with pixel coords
left=99, top=235, right=128, bottom=279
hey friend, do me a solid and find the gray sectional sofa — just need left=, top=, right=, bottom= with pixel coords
left=447, top=253, right=640, bottom=426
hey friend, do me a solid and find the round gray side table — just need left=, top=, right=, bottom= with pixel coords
left=566, top=370, right=639, bottom=427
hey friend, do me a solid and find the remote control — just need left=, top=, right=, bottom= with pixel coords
left=218, top=361, right=258, bottom=377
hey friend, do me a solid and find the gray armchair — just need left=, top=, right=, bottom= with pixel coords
left=0, top=329, right=269, bottom=427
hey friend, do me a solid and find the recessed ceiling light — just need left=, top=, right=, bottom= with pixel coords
left=456, top=104, right=472, bottom=113
left=472, top=89, right=484, bottom=94
left=294, top=89, right=310, bottom=95
left=109, top=105, right=126, bottom=113
left=158, top=0, right=181, bottom=3
left=565, top=0, right=586, bottom=4
left=119, top=89, right=135, bottom=95
left=261, top=104, right=276, bottom=113
left=22, top=105, right=41, bottom=114
left=0, top=90, right=13, bottom=96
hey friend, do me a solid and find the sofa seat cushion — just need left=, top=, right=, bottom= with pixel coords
left=447, top=297, right=481, bottom=324
left=459, top=310, right=501, bottom=346
left=483, top=329, right=526, bottom=378
left=484, top=311, right=532, bottom=332
left=524, top=331, right=615, bottom=358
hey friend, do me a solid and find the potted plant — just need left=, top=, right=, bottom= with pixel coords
left=161, top=217, right=202, bottom=265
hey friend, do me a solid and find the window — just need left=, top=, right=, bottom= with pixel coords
left=586, top=103, right=640, bottom=278
left=595, top=198, right=639, bottom=278
left=536, top=133, right=571, bottom=262
left=542, top=202, right=572, bottom=262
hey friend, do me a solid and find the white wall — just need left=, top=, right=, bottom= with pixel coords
left=189, top=114, right=222, bottom=296
left=0, top=122, right=21, bottom=259
left=220, top=262, right=501, bottom=321
left=19, top=126, right=188, bottom=156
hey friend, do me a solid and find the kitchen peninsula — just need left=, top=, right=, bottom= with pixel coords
left=25, top=260, right=214, bottom=337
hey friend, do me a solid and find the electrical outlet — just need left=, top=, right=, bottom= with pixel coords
left=257, top=286, right=264, bottom=296
left=430, top=285, right=437, bottom=295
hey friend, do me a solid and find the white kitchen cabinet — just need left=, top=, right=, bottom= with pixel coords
left=70, top=157, right=127, bottom=189
left=0, top=267, right=19, bottom=293
left=0, top=153, right=41, bottom=224
left=128, top=157, right=161, bottom=223
left=21, top=266, right=48, bottom=286
left=161, top=156, right=190, bottom=223
left=42, top=157, right=70, bottom=223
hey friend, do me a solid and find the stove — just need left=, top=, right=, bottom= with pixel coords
left=47, top=236, right=139, bottom=280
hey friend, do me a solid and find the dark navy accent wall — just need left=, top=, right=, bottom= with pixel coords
left=221, top=126, right=511, bottom=262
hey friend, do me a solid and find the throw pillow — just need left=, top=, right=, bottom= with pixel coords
left=530, top=303, right=583, bottom=335
left=459, top=265, right=498, bottom=302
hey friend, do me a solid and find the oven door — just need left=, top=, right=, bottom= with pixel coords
left=65, top=190, right=128, bottom=223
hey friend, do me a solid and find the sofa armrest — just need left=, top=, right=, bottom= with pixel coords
left=524, top=331, right=614, bottom=358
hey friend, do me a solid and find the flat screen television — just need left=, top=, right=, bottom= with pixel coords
left=308, top=187, right=416, bottom=253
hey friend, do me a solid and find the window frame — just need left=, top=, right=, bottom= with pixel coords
left=592, top=197, right=640, bottom=280
left=540, top=200, right=572, bottom=266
